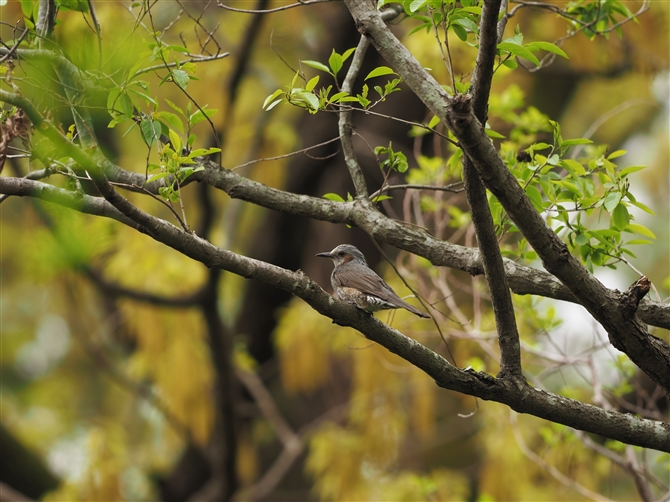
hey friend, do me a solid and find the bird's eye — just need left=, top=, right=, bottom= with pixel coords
left=338, top=251, right=345, bottom=256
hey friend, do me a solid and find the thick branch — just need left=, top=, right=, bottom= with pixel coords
left=36, top=0, right=56, bottom=43
left=464, top=0, right=521, bottom=377
left=0, top=177, right=144, bottom=231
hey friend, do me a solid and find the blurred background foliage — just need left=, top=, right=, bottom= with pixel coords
left=1, top=0, right=668, bottom=500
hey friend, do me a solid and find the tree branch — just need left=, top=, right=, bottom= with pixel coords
left=233, top=368, right=304, bottom=501
left=217, top=0, right=332, bottom=14
left=464, top=0, right=522, bottom=377
left=36, top=0, right=56, bottom=44
left=0, top=177, right=144, bottom=231
left=339, top=33, right=370, bottom=198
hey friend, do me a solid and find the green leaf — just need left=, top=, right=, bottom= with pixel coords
left=165, top=44, right=189, bottom=53
left=501, top=59, right=518, bottom=69
left=603, top=191, right=622, bottom=212
left=263, top=89, right=284, bottom=109
left=627, top=223, right=655, bottom=239
left=575, top=234, right=588, bottom=245
left=106, top=88, right=121, bottom=113
left=323, top=193, right=345, bottom=202
left=107, top=117, right=126, bottom=128
left=503, top=31, right=523, bottom=45
left=619, top=165, right=646, bottom=176
left=627, top=199, right=655, bottom=215
left=338, top=96, right=363, bottom=103
left=560, top=137, right=593, bottom=147
left=189, top=148, right=220, bottom=157
left=408, top=22, right=432, bottom=36
left=128, top=88, right=157, bottom=106
left=554, top=179, right=582, bottom=195
left=168, top=129, right=182, bottom=152
left=459, top=6, right=482, bottom=14
left=342, top=47, right=356, bottom=62
left=265, top=99, right=283, bottom=111
left=607, top=149, right=627, bottom=159
left=626, top=239, right=653, bottom=245
left=409, top=0, right=428, bottom=12
left=547, top=154, right=559, bottom=166
left=611, top=203, right=630, bottom=231
left=525, top=185, right=544, bottom=212
left=371, top=194, right=393, bottom=203
left=497, top=42, right=540, bottom=66
left=427, top=115, right=440, bottom=129
left=165, top=99, right=184, bottom=116
left=485, top=129, right=505, bottom=139
left=452, top=24, right=468, bottom=41
left=365, top=66, right=395, bottom=80
left=305, top=75, right=320, bottom=92
left=295, top=90, right=320, bottom=111
left=171, top=69, right=190, bottom=90
left=451, top=17, right=479, bottom=33
left=302, top=60, right=330, bottom=73
left=560, top=159, right=586, bottom=176
left=115, top=93, right=133, bottom=118
left=20, top=0, right=33, bottom=18
left=329, top=92, right=350, bottom=102
left=525, top=41, right=569, bottom=59
left=140, top=119, right=162, bottom=146
left=190, top=108, right=217, bottom=126
left=59, top=0, right=89, bottom=13
left=328, top=50, right=343, bottom=76
left=147, top=171, right=171, bottom=182
left=154, top=111, right=183, bottom=133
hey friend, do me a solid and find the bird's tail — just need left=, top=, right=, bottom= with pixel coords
left=397, top=298, right=430, bottom=318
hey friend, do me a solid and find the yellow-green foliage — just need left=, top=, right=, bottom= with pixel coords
left=121, top=303, right=214, bottom=446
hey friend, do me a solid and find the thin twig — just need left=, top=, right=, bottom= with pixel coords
left=111, top=182, right=189, bottom=231
left=231, top=136, right=340, bottom=171
left=131, top=53, right=229, bottom=78
left=369, top=182, right=464, bottom=201
left=336, top=106, right=459, bottom=146
left=429, top=4, right=457, bottom=93
left=0, top=27, right=29, bottom=64
left=217, top=0, right=332, bottom=14
left=339, top=34, right=371, bottom=197
left=572, top=99, right=659, bottom=159
left=511, top=413, right=613, bottom=502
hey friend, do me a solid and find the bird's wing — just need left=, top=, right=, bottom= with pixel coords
left=334, top=266, right=405, bottom=306
left=334, top=265, right=429, bottom=318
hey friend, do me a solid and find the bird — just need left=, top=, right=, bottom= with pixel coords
left=316, top=244, right=430, bottom=318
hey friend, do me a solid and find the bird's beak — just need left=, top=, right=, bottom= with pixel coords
left=315, top=252, right=332, bottom=258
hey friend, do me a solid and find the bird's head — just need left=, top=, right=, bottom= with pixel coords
left=316, top=244, right=367, bottom=266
